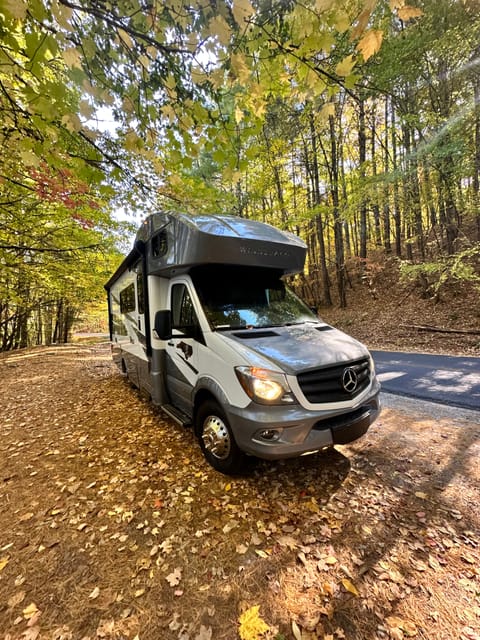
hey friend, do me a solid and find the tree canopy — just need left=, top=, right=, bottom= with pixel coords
left=1, top=0, right=479, bottom=349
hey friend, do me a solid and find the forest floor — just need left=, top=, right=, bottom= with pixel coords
left=1, top=275, right=479, bottom=640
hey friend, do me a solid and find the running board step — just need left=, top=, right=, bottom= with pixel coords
left=161, top=404, right=192, bottom=427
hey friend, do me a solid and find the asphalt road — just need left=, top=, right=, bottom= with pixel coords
left=370, top=350, right=480, bottom=411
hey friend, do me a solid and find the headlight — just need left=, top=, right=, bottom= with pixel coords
left=235, top=366, right=297, bottom=405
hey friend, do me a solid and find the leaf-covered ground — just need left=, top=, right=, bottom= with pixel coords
left=0, top=344, right=479, bottom=640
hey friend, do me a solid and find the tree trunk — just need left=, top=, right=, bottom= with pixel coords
left=329, top=114, right=347, bottom=307
left=309, top=110, right=332, bottom=306
left=391, top=105, right=402, bottom=257
left=383, top=96, right=392, bottom=254
left=358, top=96, right=368, bottom=261
left=370, top=102, right=382, bottom=247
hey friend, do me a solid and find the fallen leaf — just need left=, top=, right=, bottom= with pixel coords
left=22, top=626, right=40, bottom=640
left=402, top=620, right=418, bottom=636
left=298, top=611, right=321, bottom=631
left=23, top=603, right=39, bottom=619
left=0, top=557, right=9, bottom=572
left=238, top=605, right=270, bottom=640
left=166, top=567, right=182, bottom=587
left=277, top=535, right=298, bottom=549
left=223, top=520, right=239, bottom=534
left=461, top=553, right=476, bottom=565
left=19, top=512, right=34, bottom=522
left=89, top=587, right=100, bottom=599
left=195, top=626, right=213, bottom=640
left=341, top=578, right=360, bottom=596
left=291, top=619, right=302, bottom=640
left=386, top=616, right=418, bottom=637
left=8, top=591, right=26, bottom=608
left=169, top=613, right=181, bottom=631
left=27, top=610, right=42, bottom=628
left=415, top=492, right=428, bottom=499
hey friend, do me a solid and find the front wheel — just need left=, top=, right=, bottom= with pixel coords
left=196, top=400, right=246, bottom=475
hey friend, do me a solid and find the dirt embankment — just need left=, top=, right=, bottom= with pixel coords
left=0, top=344, right=479, bottom=640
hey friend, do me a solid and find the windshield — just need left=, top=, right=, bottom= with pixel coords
left=191, top=266, right=317, bottom=330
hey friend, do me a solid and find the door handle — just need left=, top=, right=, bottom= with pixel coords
left=167, top=341, right=174, bottom=346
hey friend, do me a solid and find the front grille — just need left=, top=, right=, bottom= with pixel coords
left=296, top=358, right=370, bottom=403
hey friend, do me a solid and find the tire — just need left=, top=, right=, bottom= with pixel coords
left=196, top=400, right=246, bottom=475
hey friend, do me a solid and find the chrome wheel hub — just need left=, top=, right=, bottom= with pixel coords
left=202, top=415, right=231, bottom=460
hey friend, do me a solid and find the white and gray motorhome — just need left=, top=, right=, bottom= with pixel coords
left=105, top=212, right=380, bottom=473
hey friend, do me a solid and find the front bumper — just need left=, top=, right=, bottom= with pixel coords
left=225, top=383, right=381, bottom=460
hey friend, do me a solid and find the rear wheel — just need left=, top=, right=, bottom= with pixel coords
left=197, top=400, right=246, bottom=475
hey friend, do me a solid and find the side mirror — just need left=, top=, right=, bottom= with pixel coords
left=154, top=310, right=172, bottom=340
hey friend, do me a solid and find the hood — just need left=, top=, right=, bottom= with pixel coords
left=219, top=323, right=369, bottom=375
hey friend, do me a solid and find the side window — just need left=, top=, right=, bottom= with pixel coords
left=152, top=230, right=168, bottom=258
left=171, top=284, right=199, bottom=330
left=120, top=283, right=135, bottom=314
left=137, top=272, right=144, bottom=315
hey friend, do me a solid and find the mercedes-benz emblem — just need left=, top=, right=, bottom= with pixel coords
left=342, top=367, right=358, bottom=393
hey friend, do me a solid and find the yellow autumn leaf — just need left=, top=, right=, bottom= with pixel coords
left=334, top=10, right=350, bottom=32
left=23, top=602, right=39, bottom=619
left=2, top=0, right=27, bottom=20
left=357, top=29, right=383, bottom=61
left=397, top=5, right=423, bottom=20
left=0, top=557, right=9, bottom=572
left=315, top=0, right=334, bottom=11
left=389, top=0, right=405, bottom=8
left=319, top=102, right=335, bottom=121
left=61, top=113, right=82, bottom=133
left=231, top=53, right=251, bottom=83
left=351, top=0, right=377, bottom=38
left=118, top=28, right=133, bottom=49
left=209, top=15, right=231, bottom=46
left=335, top=55, right=356, bottom=77
left=238, top=605, right=270, bottom=640
left=341, top=578, right=360, bottom=596
left=232, top=0, right=255, bottom=27
left=62, top=47, right=82, bottom=69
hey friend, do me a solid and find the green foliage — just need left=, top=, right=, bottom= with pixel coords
left=399, top=245, right=480, bottom=298
left=1, top=0, right=480, bottom=333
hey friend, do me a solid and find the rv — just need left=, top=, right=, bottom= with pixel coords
left=105, top=212, right=381, bottom=474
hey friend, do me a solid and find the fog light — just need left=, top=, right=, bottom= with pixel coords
left=259, top=429, right=280, bottom=441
